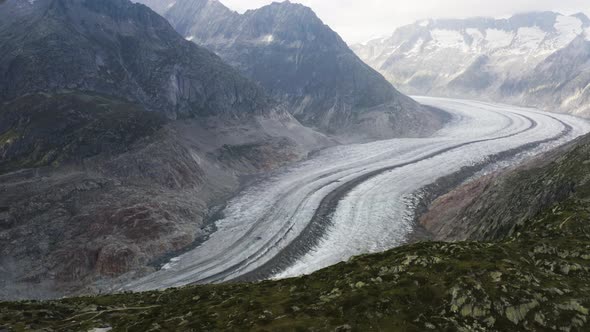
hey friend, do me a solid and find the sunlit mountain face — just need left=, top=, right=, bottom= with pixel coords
left=353, top=12, right=590, bottom=116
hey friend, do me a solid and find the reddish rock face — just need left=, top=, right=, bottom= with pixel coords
left=53, top=248, right=99, bottom=283
left=96, top=244, right=139, bottom=277
left=420, top=174, right=497, bottom=241
left=419, top=137, right=585, bottom=243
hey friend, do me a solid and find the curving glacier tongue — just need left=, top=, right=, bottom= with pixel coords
left=124, top=97, right=590, bottom=291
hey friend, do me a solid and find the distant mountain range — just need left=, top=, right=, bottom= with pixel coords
left=136, top=0, right=446, bottom=140
left=353, top=12, right=590, bottom=116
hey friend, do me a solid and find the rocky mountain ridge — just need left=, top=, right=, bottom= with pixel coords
left=137, top=0, right=447, bottom=141
left=0, top=0, right=275, bottom=120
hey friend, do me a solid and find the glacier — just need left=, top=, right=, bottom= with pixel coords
left=124, top=98, right=590, bottom=291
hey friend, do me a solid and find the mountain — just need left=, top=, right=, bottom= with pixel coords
left=131, top=0, right=176, bottom=14
left=137, top=0, right=447, bottom=141
left=353, top=12, right=590, bottom=116
left=4, top=132, right=590, bottom=331
left=504, top=35, right=590, bottom=116
left=0, top=0, right=328, bottom=300
left=0, top=0, right=274, bottom=120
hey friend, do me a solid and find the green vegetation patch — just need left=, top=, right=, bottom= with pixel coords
left=0, top=92, right=166, bottom=174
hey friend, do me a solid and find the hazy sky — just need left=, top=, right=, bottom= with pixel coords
left=220, top=0, right=590, bottom=44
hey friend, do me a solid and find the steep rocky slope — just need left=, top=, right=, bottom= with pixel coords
left=421, top=130, right=590, bottom=243
left=137, top=0, right=447, bottom=141
left=3, top=134, right=590, bottom=331
left=0, top=0, right=329, bottom=300
left=0, top=93, right=167, bottom=174
left=131, top=0, right=175, bottom=14
left=353, top=12, right=590, bottom=116
left=0, top=0, right=273, bottom=119
left=504, top=36, right=590, bottom=116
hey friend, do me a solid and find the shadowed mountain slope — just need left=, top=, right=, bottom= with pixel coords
left=137, top=0, right=447, bottom=141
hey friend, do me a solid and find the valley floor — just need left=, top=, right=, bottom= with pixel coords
left=3, top=98, right=590, bottom=331
left=123, top=97, right=590, bottom=292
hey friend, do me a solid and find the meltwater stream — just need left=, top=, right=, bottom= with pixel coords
left=125, top=97, right=590, bottom=291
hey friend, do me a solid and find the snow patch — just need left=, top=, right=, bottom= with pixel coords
left=384, top=45, right=401, bottom=57
left=405, top=39, right=424, bottom=56
left=262, top=34, right=275, bottom=43
left=466, top=28, right=484, bottom=41
left=485, top=29, right=514, bottom=48
left=554, top=15, right=583, bottom=47
left=168, top=72, right=180, bottom=106
left=465, top=28, right=484, bottom=52
left=89, top=328, right=112, bottom=332
left=161, top=257, right=181, bottom=271
left=514, top=27, right=546, bottom=51
left=418, top=20, right=430, bottom=27
left=430, top=29, right=465, bottom=49
left=185, top=36, right=195, bottom=41
left=528, top=83, right=558, bottom=94
left=562, top=83, right=590, bottom=107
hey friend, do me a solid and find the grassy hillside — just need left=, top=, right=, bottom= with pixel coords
left=0, top=93, right=165, bottom=174
left=1, top=201, right=589, bottom=330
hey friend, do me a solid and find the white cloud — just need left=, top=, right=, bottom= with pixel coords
left=219, top=0, right=590, bottom=44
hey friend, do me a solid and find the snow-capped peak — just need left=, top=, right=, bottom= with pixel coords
left=418, top=20, right=430, bottom=27
left=352, top=11, right=590, bottom=104
left=554, top=15, right=584, bottom=47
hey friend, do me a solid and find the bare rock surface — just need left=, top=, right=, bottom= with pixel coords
left=138, top=0, right=448, bottom=140
left=0, top=0, right=330, bottom=300
left=420, top=135, right=590, bottom=242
